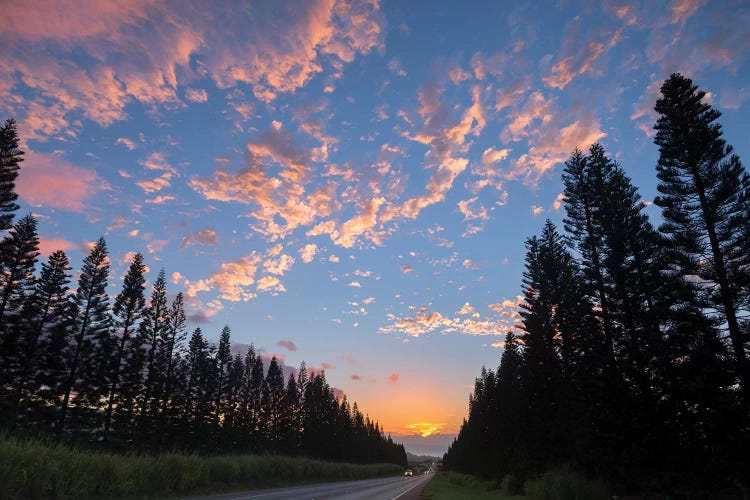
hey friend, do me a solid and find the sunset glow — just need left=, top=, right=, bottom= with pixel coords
left=3, top=0, right=749, bottom=456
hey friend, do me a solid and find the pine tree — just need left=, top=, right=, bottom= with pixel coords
left=30, top=250, right=74, bottom=418
left=0, top=118, right=23, bottom=231
left=0, top=215, right=40, bottom=404
left=214, top=325, right=231, bottom=424
left=0, top=215, right=40, bottom=329
left=138, top=269, right=169, bottom=423
left=261, top=356, right=285, bottom=445
left=11, top=250, right=71, bottom=418
left=562, top=148, right=617, bottom=365
left=653, top=73, right=750, bottom=401
left=59, top=237, right=111, bottom=435
left=104, top=252, right=146, bottom=442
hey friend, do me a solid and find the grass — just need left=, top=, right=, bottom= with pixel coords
left=0, top=435, right=403, bottom=499
left=421, top=471, right=526, bottom=500
left=523, top=466, right=610, bottom=500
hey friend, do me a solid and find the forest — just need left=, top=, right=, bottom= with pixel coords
left=443, top=74, right=750, bottom=495
left=0, top=120, right=406, bottom=467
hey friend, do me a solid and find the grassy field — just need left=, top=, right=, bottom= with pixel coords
left=421, top=472, right=526, bottom=500
left=0, top=435, right=402, bottom=499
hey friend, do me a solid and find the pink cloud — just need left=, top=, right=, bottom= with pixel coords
left=388, top=372, right=400, bottom=384
left=277, top=340, right=298, bottom=352
left=184, top=88, right=208, bottom=103
left=2, top=0, right=383, bottom=140
left=181, top=228, right=218, bottom=248
left=17, top=151, right=104, bottom=212
left=38, top=236, right=79, bottom=257
left=350, top=374, right=362, bottom=381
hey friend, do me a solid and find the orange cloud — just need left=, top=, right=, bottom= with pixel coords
left=184, top=88, right=208, bottom=102
left=17, top=151, right=104, bottom=212
left=404, top=422, right=447, bottom=438
left=3, top=0, right=383, bottom=140
left=187, top=252, right=261, bottom=301
left=299, top=243, right=318, bottom=263
left=543, top=21, right=623, bottom=90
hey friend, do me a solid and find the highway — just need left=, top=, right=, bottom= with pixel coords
left=179, top=472, right=434, bottom=500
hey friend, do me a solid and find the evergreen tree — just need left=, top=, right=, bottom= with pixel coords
left=653, top=73, right=750, bottom=401
left=138, top=269, right=169, bottom=424
left=0, top=215, right=40, bottom=409
left=29, top=250, right=74, bottom=420
left=0, top=215, right=40, bottom=330
left=0, top=118, right=23, bottom=231
left=104, top=252, right=146, bottom=442
left=261, top=356, right=285, bottom=445
left=214, top=325, right=231, bottom=424
left=10, top=250, right=71, bottom=419
left=59, top=237, right=111, bottom=435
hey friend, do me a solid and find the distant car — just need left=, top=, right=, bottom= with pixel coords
left=404, top=469, right=413, bottom=477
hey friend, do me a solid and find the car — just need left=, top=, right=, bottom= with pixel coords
left=404, top=469, right=413, bottom=477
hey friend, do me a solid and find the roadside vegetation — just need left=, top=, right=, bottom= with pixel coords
left=421, top=472, right=524, bottom=500
left=0, top=434, right=403, bottom=500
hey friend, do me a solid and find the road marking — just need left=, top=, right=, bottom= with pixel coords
left=391, top=473, right=431, bottom=499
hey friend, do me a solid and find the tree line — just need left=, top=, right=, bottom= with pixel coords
left=443, top=74, right=750, bottom=494
left=0, top=117, right=406, bottom=467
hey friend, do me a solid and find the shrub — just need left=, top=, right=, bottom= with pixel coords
left=524, top=466, right=610, bottom=500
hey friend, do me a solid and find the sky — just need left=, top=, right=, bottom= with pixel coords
left=2, top=0, right=750, bottom=456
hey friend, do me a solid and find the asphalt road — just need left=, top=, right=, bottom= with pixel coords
left=179, top=472, right=434, bottom=500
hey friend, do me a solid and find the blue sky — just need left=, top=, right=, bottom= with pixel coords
left=2, top=0, right=749, bottom=455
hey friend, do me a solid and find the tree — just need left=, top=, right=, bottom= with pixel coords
left=10, top=250, right=71, bottom=417
left=0, top=118, right=23, bottom=231
left=29, top=251, right=74, bottom=420
left=59, top=237, right=111, bottom=435
left=214, top=325, right=231, bottom=424
left=138, top=269, right=169, bottom=422
left=103, top=252, right=146, bottom=442
left=0, top=215, right=40, bottom=400
left=0, top=214, right=40, bottom=329
left=261, top=356, right=285, bottom=445
left=653, top=73, right=750, bottom=401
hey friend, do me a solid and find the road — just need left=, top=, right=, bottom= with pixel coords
left=179, top=472, right=434, bottom=500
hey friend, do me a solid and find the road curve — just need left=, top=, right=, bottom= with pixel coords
left=179, top=472, right=434, bottom=500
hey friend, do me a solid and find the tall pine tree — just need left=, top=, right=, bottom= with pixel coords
left=0, top=118, right=23, bottom=231
left=653, top=73, right=750, bottom=401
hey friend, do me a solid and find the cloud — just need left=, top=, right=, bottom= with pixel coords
left=187, top=252, right=261, bottom=301
left=38, top=236, right=79, bottom=257
left=181, top=228, right=218, bottom=248
left=347, top=281, right=362, bottom=288
left=380, top=306, right=509, bottom=338
left=543, top=19, right=623, bottom=89
left=457, top=302, right=474, bottom=315
left=404, top=422, right=447, bottom=438
left=116, top=137, right=136, bottom=150
left=400, top=264, right=414, bottom=274
left=2, top=0, right=384, bottom=140
left=277, top=340, right=298, bottom=351
left=263, top=253, right=295, bottom=275
left=531, top=205, right=544, bottom=216
left=16, top=151, right=104, bottom=212
left=671, top=0, right=706, bottom=25
left=551, top=193, right=565, bottom=211
left=350, top=374, right=362, bottom=381
left=184, top=87, right=208, bottom=102
left=136, top=172, right=172, bottom=193
left=388, top=372, right=400, bottom=384
left=299, top=243, right=318, bottom=263
left=257, top=275, right=286, bottom=293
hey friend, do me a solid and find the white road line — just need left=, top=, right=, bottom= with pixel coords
left=390, top=473, right=431, bottom=500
